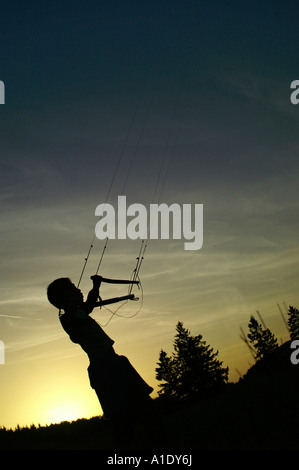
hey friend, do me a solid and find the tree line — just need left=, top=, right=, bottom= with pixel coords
left=155, top=305, right=299, bottom=402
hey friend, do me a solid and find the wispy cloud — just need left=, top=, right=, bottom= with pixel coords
left=0, top=313, right=42, bottom=320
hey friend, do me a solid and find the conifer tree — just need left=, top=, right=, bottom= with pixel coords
left=247, top=316, right=278, bottom=360
left=155, top=350, right=176, bottom=399
left=287, top=306, right=299, bottom=340
left=155, top=321, right=229, bottom=401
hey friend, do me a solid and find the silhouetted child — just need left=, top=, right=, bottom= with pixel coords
left=47, top=275, right=154, bottom=447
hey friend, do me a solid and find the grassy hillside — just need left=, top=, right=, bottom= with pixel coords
left=0, top=341, right=298, bottom=450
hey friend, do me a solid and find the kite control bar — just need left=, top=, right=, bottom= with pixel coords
left=93, top=276, right=140, bottom=307
left=95, top=276, right=140, bottom=286
left=95, top=293, right=138, bottom=307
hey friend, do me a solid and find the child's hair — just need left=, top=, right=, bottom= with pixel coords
left=47, top=277, right=73, bottom=309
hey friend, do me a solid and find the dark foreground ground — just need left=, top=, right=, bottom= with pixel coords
left=0, top=341, right=298, bottom=451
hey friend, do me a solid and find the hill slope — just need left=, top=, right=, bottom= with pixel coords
left=0, top=341, right=298, bottom=450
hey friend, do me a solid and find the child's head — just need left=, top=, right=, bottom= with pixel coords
left=47, top=278, right=84, bottom=310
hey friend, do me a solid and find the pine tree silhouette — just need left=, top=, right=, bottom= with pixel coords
left=287, top=306, right=299, bottom=340
left=155, top=321, right=229, bottom=401
left=247, top=316, right=278, bottom=360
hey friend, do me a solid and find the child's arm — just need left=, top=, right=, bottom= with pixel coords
left=82, top=275, right=102, bottom=314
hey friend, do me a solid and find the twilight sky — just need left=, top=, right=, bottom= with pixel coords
left=1, top=0, right=299, bottom=429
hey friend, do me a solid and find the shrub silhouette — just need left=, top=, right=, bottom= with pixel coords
left=155, top=321, right=229, bottom=402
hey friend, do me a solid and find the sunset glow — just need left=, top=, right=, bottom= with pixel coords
left=1, top=1, right=298, bottom=432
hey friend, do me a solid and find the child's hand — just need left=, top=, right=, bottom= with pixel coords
left=90, top=275, right=102, bottom=288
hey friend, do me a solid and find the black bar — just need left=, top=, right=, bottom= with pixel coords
left=95, top=294, right=135, bottom=307
left=99, top=276, right=139, bottom=285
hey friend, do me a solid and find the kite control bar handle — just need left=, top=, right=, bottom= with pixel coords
left=100, top=276, right=139, bottom=285
left=95, top=294, right=138, bottom=307
left=91, top=276, right=140, bottom=307
left=91, top=275, right=139, bottom=286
